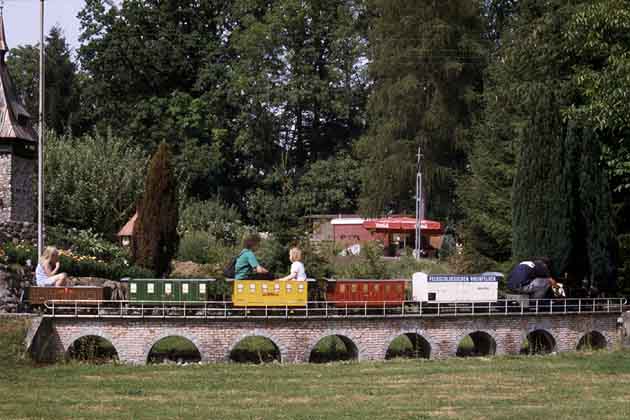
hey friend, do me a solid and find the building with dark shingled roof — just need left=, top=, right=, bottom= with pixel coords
left=0, top=10, right=37, bottom=223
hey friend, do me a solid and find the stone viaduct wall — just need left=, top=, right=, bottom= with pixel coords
left=36, top=313, right=622, bottom=364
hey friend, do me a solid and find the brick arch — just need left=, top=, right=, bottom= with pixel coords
left=381, top=329, right=436, bottom=360
left=522, top=327, right=557, bottom=354
left=226, top=330, right=288, bottom=363
left=64, top=331, right=120, bottom=358
left=143, top=330, right=206, bottom=363
left=453, top=329, right=499, bottom=356
left=576, top=330, right=609, bottom=351
left=304, top=330, right=364, bottom=362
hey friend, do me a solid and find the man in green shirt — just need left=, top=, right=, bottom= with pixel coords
left=234, top=233, right=274, bottom=280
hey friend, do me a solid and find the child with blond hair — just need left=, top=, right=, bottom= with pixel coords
left=36, top=246, right=70, bottom=286
left=278, top=247, right=307, bottom=281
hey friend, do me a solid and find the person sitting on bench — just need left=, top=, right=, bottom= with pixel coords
left=234, top=233, right=274, bottom=280
left=507, top=258, right=556, bottom=299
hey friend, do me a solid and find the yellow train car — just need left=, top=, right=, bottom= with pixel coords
left=231, top=280, right=309, bottom=307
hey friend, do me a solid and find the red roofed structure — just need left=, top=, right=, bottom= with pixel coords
left=117, top=213, right=137, bottom=247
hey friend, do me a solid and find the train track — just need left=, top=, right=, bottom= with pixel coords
left=42, top=298, right=628, bottom=319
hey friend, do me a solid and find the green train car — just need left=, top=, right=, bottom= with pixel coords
left=123, top=278, right=216, bottom=302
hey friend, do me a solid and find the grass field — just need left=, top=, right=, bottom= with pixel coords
left=2, top=318, right=630, bottom=420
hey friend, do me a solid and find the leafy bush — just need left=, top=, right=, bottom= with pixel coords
left=256, top=236, right=289, bottom=275
left=1, top=243, right=37, bottom=267
left=331, top=242, right=388, bottom=279
left=296, top=239, right=334, bottom=280
left=45, top=131, right=147, bottom=236
left=47, top=226, right=128, bottom=262
left=179, top=199, right=246, bottom=246
left=385, top=256, right=450, bottom=278
left=207, top=242, right=239, bottom=270
left=177, top=231, right=212, bottom=264
left=446, top=246, right=501, bottom=275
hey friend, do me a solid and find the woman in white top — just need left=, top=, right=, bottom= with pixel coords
left=35, top=246, right=70, bottom=286
left=278, top=247, right=307, bottom=281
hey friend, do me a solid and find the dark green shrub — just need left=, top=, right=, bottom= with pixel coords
left=134, top=142, right=179, bottom=277
left=618, top=234, right=630, bottom=294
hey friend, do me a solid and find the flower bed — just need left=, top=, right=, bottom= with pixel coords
left=0, top=242, right=153, bottom=281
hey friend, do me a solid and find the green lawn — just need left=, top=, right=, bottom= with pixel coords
left=2, top=319, right=630, bottom=419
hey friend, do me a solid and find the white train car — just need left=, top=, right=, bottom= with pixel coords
left=412, top=272, right=500, bottom=303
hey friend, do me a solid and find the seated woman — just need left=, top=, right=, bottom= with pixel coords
left=278, top=247, right=307, bottom=281
left=36, top=246, right=70, bottom=287
left=235, top=233, right=274, bottom=280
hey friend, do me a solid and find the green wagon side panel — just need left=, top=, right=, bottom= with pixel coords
left=127, top=279, right=215, bottom=302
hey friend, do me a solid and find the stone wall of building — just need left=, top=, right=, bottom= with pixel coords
left=11, top=154, right=35, bottom=223
left=0, top=152, right=35, bottom=224
left=0, top=221, right=37, bottom=244
left=0, top=152, right=12, bottom=222
left=39, top=313, right=623, bottom=364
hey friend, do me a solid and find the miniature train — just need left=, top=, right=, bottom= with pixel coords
left=22, top=272, right=503, bottom=311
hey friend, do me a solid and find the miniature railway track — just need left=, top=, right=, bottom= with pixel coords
left=43, top=298, right=627, bottom=319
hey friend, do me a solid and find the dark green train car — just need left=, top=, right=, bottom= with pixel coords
left=124, top=279, right=216, bottom=302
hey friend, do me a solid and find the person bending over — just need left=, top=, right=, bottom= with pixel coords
left=36, top=246, right=70, bottom=287
left=507, top=258, right=556, bottom=299
left=235, top=233, right=274, bottom=280
left=278, top=247, right=307, bottom=282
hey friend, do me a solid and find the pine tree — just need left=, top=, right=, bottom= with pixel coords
left=456, top=0, right=518, bottom=263
left=8, top=26, right=81, bottom=134
left=356, top=0, right=487, bottom=218
left=576, top=127, right=617, bottom=292
left=133, top=143, right=179, bottom=277
left=457, top=76, right=516, bottom=262
left=512, top=93, right=576, bottom=275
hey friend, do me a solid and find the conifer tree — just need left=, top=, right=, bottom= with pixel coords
left=512, top=93, right=576, bottom=274
left=508, top=0, right=618, bottom=290
left=356, top=0, right=486, bottom=217
left=133, top=143, right=179, bottom=277
left=456, top=0, right=518, bottom=263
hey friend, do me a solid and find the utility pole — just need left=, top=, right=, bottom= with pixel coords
left=415, top=146, right=424, bottom=260
left=37, top=0, right=45, bottom=256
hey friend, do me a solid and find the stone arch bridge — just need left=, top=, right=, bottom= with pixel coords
left=29, top=307, right=625, bottom=364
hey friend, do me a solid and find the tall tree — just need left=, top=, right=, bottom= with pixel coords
left=456, top=0, right=520, bottom=263
left=78, top=0, right=368, bottom=214
left=504, top=0, right=617, bottom=291
left=134, top=143, right=179, bottom=277
left=78, top=0, right=237, bottom=201
left=356, top=0, right=487, bottom=218
left=8, top=26, right=81, bottom=134
left=230, top=0, right=369, bottom=169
